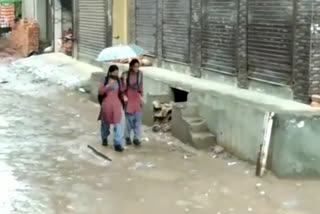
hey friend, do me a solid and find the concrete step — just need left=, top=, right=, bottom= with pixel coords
left=181, top=103, right=199, bottom=117
left=191, top=132, right=216, bottom=149
left=183, top=117, right=209, bottom=132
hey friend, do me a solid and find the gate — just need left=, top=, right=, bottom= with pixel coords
left=202, top=0, right=238, bottom=75
left=247, top=0, right=293, bottom=84
left=135, top=0, right=157, bottom=56
left=77, top=0, right=108, bottom=63
left=162, top=0, right=191, bottom=63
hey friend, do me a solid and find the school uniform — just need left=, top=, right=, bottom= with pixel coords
left=124, top=71, right=143, bottom=142
left=98, top=78, right=124, bottom=146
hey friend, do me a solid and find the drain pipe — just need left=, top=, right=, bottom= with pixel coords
left=256, top=111, right=275, bottom=177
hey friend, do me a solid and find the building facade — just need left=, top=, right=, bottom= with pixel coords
left=21, top=0, right=320, bottom=104
left=130, top=0, right=320, bottom=104
left=72, top=0, right=111, bottom=63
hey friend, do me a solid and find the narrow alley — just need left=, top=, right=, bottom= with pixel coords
left=1, top=0, right=320, bottom=213
left=0, top=58, right=319, bottom=214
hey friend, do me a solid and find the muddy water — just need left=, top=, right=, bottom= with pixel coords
left=0, top=64, right=320, bottom=214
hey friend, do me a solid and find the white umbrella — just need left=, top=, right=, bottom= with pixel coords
left=96, top=44, right=146, bottom=62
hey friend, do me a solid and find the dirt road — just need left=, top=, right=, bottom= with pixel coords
left=0, top=60, right=319, bottom=214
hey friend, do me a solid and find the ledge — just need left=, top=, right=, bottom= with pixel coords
left=113, top=63, right=316, bottom=115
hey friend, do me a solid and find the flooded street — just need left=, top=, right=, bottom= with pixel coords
left=0, top=61, right=319, bottom=214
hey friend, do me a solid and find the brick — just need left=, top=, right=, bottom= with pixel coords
left=0, top=5, right=15, bottom=27
left=8, top=19, right=39, bottom=57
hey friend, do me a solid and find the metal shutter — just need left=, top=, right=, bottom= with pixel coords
left=77, top=0, right=107, bottom=63
left=162, top=0, right=191, bottom=63
left=135, top=0, right=157, bottom=56
left=248, top=0, right=293, bottom=84
left=202, top=0, right=237, bottom=74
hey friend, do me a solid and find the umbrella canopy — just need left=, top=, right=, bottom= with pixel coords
left=96, top=44, right=146, bottom=62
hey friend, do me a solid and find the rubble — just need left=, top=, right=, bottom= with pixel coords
left=152, top=100, right=173, bottom=133
left=0, top=37, right=21, bottom=61
left=310, top=95, right=320, bottom=108
left=212, top=145, right=224, bottom=154
left=58, top=28, right=74, bottom=56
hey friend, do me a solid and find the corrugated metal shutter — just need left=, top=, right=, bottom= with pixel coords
left=78, top=0, right=107, bottom=63
left=135, top=0, right=157, bottom=56
left=162, top=0, right=191, bottom=63
left=202, top=0, right=237, bottom=74
left=248, top=0, right=293, bottom=84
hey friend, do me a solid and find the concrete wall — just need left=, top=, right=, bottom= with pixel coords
left=92, top=62, right=320, bottom=178
left=47, top=0, right=53, bottom=44
left=271, top=113, right=320, bottom=178
left=133, top=65, right=320, bottom=178
left=142, top=75, right=266, bottom=163
left=129, top=0, right=320, bottom=104
left=22, top=0, right=36, bottom=19
left=36, top=0, right=47, bottom=42
left=62, top=7, right=72, bottom=32
left=22, top=0, right=48, bottom=43
left=158, top=59, right=294, bottom=101
left=54, top=0, right=62, bottom=52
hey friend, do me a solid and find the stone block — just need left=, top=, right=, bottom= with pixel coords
left=184, top=117, right=208, bottom=132
left=191, top=132, right=216, bottom=149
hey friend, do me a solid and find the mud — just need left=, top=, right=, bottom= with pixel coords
left=0, top=61, right=319, bottom=214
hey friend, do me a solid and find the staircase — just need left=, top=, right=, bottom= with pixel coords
left=172, top=102, right=216, bottom=149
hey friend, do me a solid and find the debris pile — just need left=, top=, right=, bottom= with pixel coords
left=0, top=47, right=21, bottom=63
left=58, top=28, right=74, bottom=56
left=210, top=144, right=236, bottom=160
left=152, top=100, right=173, bottom=133
left=210, top=144, right=225, bottom=156
left=9, top=19, right=39, bottom=57
left=0, top=38, right=21, bottom=63
left=311, top=95, right=320, bottom=108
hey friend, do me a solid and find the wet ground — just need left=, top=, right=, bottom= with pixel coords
left=0, top=60, right=320, bottom=214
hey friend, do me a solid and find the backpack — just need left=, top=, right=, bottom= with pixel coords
left=97, top=76, right=124, bottom=121
left=124, top=70, right=142, bottom=91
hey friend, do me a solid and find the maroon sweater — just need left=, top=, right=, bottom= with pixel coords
left=99, top=81, right=124, bottom=124
left=125, top=72, right=143, bottom=114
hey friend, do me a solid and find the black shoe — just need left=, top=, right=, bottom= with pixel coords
left=133, top=139, right=141, bottom=146
left=114, top=145, right=124, bottom=152
left=102, top=139, right=108, bottom=146
left=126, top=138, right=132, bottom=145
